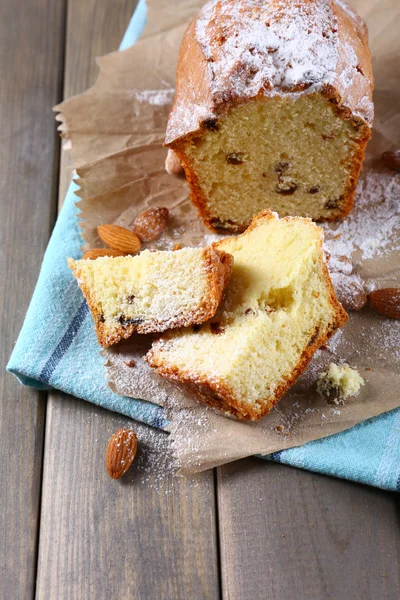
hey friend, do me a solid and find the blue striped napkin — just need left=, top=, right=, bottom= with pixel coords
left=7, top=0, right=400, bottom=492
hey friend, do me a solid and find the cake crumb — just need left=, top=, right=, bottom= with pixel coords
left=317, top=363, right=365, bottom=405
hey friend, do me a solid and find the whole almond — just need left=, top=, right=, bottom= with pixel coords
left=132, top=207, right=169, bottom=242
left=368, top=288, right=400, bottom=319
left=165, top=149, right=185, bottom=177
left=106, top=428, right=138, bottom=479
left=328, top=254, right=353, bottom=275
left=82, top=248, right=126, bottom=260
left=98, top=224, right=141, bottom=255
left=382, top=150, right=400, bottom=172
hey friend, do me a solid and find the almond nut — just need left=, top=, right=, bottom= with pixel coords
left=105, top=428, right=138, bottom=479
left=165, top=149, right=185, bottom=177
left=82, top=248, right=126, bottom=260
left=328, top=254, right=353, bottom=276
left=382, top=150, right=400, bottom=172
left=132, top=207, right=169, bottom=242
left=368, top=288, right=400, bottom=319
left=97, top=224, right=141, bottom=255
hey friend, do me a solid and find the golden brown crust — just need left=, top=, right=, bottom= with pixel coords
left=67, top=258, right=140, bottom=348
left=68, top=248, right=234, bottom=348
left=165, top=0, right=374, bottom=232
left=166, top=0, right=373, bottom=144
left=196, top=246, right=235, bottom=320
left=146, top=210, right=348, bottom=421
left=147, top=310, right=343, bottom=421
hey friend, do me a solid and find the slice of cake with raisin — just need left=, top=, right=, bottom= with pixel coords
left=165, top=0, right=373, bottom=232
left=68, top=247, right=233, bottom=348
left=146, top=211, right=348, bottom=421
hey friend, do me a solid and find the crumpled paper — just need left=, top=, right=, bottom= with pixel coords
left=55, top=0, right=400, bottom=474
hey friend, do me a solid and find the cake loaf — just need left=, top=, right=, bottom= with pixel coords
left=165, top=0, right=374, bottom=232
left=147, top=210, right=348, bottom=421
left=68, top=247, right=233, bottom=348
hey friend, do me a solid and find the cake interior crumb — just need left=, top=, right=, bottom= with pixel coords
left=317, top=362, right=365, bottom=404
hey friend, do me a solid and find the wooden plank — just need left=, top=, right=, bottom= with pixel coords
left=37, top=394, right=219, bottom=599
left=218, top=458, right=400, bottom=600
left=59, top=0, right=144, bottom=201
left=36, top=2, right=220, bottom=597
left=0, top=0, right=66, bottom=598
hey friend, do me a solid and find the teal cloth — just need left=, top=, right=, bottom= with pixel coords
left=7, top=0, right=400, bottom=492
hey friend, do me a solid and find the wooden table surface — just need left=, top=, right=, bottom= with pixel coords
left=1, top=1, right=399, bottom=598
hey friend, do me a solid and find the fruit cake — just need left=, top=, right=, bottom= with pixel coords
left=146, top=210, right=348, bottom=421
left=165, top=0, right=374, bottom=232
left=68, top=247, right=233, bottom=348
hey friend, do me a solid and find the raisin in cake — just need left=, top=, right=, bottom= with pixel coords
left=146, top=211, right=348, bottom=421
left=68, top=247, right=233, bottom=348
left=165, top=0, right=374, bottom=232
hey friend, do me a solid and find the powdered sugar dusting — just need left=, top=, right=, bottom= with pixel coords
left=326, top=329, right=343, bottom=354
left=168, top=407, right=212, bottom=471
left=165, top=103, right=215, bottom=145
left=195, top=0, right=372, bottom=121
left=334, top=0, right=362, bottom=26
left=330, top=271, right=366, bottom=310
left=361, top=319, right=400, bottom=362
left=134, top=88, right=175, bottom=106
left=105, top=414, right=211, bottom=491
left=329, top=254, right=352, bottom=275
left=197, top=0, right=336, bottom=95
left=203, top=231, right=225, bottom=246
left=324, top=165, right=400, bottom=261
left=166, top=0, right=373, bottom=144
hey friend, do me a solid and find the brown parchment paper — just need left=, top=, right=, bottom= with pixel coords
left=55, top=0, right=400, bottom=474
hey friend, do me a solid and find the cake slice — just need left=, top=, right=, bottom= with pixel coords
left=68, top=247, right=233, bottom=348
left=146, top=211, right=348, bottom=421
left=165, top=0, right=373, bottom=232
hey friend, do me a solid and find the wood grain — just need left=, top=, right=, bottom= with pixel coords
left=10, top=0, right=399, bottom=598
left=0, top=0, right=66, bottom=597
left=36, top=2, right=220, bottom=597
left=218, top=458, right=400, bottom=600
left=36, top=394, right=219, bottom=600
left=59, top=0, right=143, bottom=203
